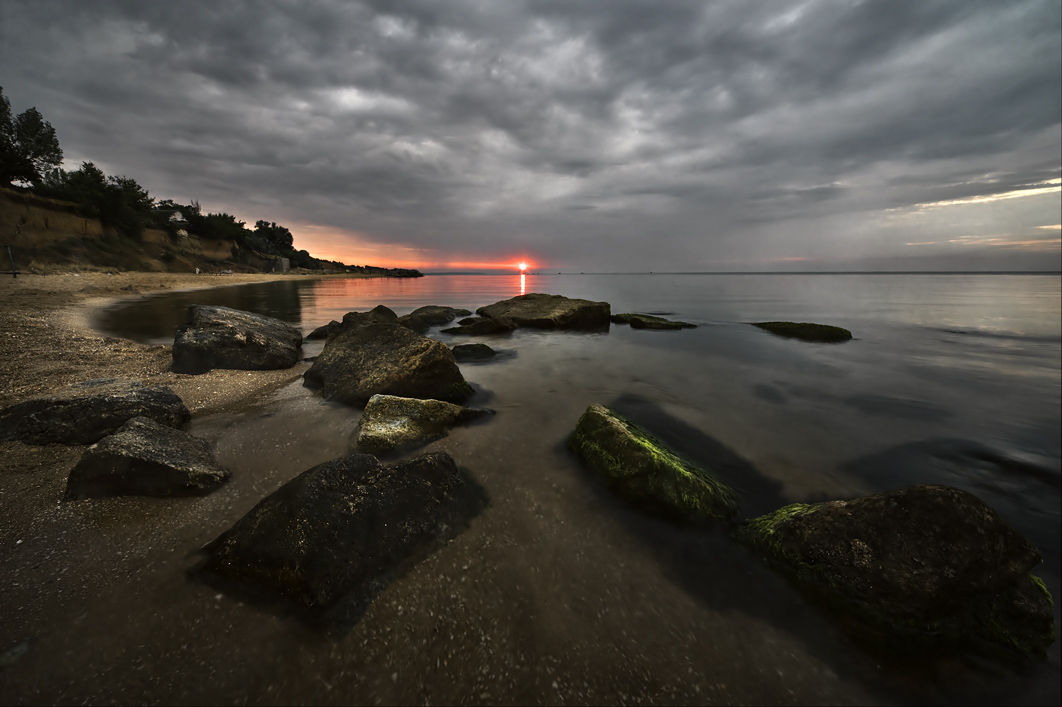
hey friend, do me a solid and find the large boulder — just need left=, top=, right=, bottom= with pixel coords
left=355, top=394, right=491, bottom=454
left=303, top=323, right=472, bottom=406
left=476, top=293, right=610, bottom=330
left=752, top=321, right=852, bottom=343
left=65, top=417, right=228, bottom=499
left=734, top=485, right=1055, bottom=659
left=568, top=403, right=738, bottom=523
left=307, top=306, right=399, bottom=340
left=201, top=451, right=479, bottom=608
left=0, top=379, right=190, bottom=445
left=172, top=305, right=303, bottom=374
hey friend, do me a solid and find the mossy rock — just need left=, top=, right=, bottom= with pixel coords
left=752, top=321, right=852, bottom=342
left=567, top=403, right=738, bottom=524
left=612, top=313, right=696, bottom=330
left=734, top=486, right=1055, bottom=660
left=451, top=343, right=497, bottom=361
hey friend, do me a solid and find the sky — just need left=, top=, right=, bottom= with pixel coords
left=1, top=0, right=1059, bottom=272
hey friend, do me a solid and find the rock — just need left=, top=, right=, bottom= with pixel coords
left=396, top=314, right=431, bottom=333
left=752, top=321, right=852, bottom=343
left=477, top=293, right=610, bottom=330
left=172, top=305, right=303, bottom=374
left=734, top=485, right=1055, bottom=659
left=306, top=320, right=342, bottom=339
left=451, top=343, right=497, bottom=361
left=612, top=313, right=696, bottom=330
left=201, top=451, right=479, bottom=608
left=0, top=379, right=190, bottom=445
left=303, top=323, right=473, bottom=406
left=567, top=403, right=738, bottom=523
left=65, top=417, right=228, bottom=499
left=355, top=394, right=491, bottom=454
left=414, top=306, right=473, bottom=324
left=441, top=316, right=518, bottom=336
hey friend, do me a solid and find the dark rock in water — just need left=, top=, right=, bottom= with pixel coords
left=306, top=320, right=342, bottom=339
left=752, top=321, right=852, bottom=343
left=734, top=485, right=1055, bottom=659
left=568, top=403, right=738, bottom=523
left=612, top=313, right=696, bottom=330
left=337, top=305, right=399, bottom=333
left=65, top=416, right=228, bottom=499
left=172, top=305, right=303, bottom=374
left=451, top=343, right=497, bottom=361
left=396, top=314, right=431, bottom=333
left=303, top=323, right=472, bottom=406
left=0, top=379, right=190, bottom=445
left=409, top=306, right=472, bottom=325
left=477, top=293, right=610, bottom=330
left=441, top=316, right=518, bottom=336
left=355, top=394, right=491, bottom=454
left=201, top=451, right=479, bottom=608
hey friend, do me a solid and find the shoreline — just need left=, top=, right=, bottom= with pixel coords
left=0, top=271, right=376, bottom=411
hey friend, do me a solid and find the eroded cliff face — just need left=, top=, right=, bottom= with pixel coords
left=0, top=186, right=257, bottom=272
left=0, top=187, right=106, bottom=247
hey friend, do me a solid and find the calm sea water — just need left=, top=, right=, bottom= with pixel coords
left=96, top=273, right=1062, bottom=703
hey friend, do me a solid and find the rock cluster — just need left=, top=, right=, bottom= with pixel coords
left=0, top=379, right=189, bottom=445
left=172, top=305, right=303, bottom=373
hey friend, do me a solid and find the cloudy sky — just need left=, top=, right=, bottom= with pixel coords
left=1, top=0, right=1059, bottom=271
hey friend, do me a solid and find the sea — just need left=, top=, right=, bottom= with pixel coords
left=95, top=272, right=1061, bottom=704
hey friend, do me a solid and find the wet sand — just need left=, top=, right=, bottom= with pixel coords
left=0, top=273, right=1056, bottom=705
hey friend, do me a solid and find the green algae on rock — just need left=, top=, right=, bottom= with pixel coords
left=355, top=394, right=491, bottom=455
left=752, top=321, right=852, bottom=342
left=567, top=403, right=738, bottom=523
left=733, top=485, right=1056, bottom=660
left=611, top=313, right=696, bottom=330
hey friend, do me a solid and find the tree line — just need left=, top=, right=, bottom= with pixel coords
left=1, top=86, right=389, bottom=272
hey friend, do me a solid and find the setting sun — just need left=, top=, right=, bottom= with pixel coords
left=518, top=262, right=528, bottom=271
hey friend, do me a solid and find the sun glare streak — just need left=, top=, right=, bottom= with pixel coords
left=916, top=179, right=1061, bottom=209
left=520, top=272, right=526, bottom=295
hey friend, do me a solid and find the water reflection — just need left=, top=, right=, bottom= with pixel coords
left=520, top=272, right=525, bottom=295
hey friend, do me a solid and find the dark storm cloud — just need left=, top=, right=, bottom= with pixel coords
left=0, top=0, right=1058, bottom=269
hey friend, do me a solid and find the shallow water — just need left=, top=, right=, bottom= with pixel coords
left=83, top=273, right=1062, bottom=703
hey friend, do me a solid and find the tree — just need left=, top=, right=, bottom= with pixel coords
left=0, top=86, right=63, bottom=185
left=254, top=220, right=294, bottom=253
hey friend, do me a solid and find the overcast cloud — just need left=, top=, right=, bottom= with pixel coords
left=1, top=0, right=1059, bottom=270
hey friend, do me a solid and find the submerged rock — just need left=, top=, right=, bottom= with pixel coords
left=752, top=321, right=852, bottom=343
left=441, top=316, right=518, bottom=336
left=303, top=323, right=472, bottom=406
left=65, top=417, right=228, bottom=499
left=355, top=394, right=491, bottom=454
left=568, top=403, right=738, bottom=523
left=477, top=293, right=610, bottom=330
left=451, top=343, right=497, bottom=361
left=172, top=305, right=303, bottom=374
left=734, top=485, right=1055, bottom=659
left=0, top=379, right=190, bottom=445
left=306, top=320, right=342, bottom=339
left=397, top=307, right=475, bottom=334
left=202, top=451, right=480, bottom=608
left=612, top=313, right=696, bottom=330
